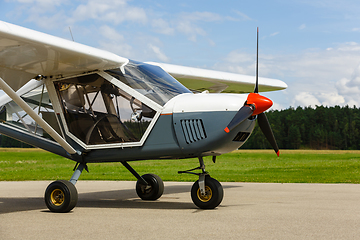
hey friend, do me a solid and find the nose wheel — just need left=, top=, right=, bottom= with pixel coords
left=191, top=175, right=223, bottom=209
left=179, top=157, right=223, bottom=209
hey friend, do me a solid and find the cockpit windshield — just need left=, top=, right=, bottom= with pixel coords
left=106, top=61, right=192, bottom=106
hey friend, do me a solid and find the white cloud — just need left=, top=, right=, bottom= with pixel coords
left=6, top=1, right=238, bottom=49
left=176, top=21, right=206, bottom=42
left=99, top=25, right=125, bottom=41
left=284, top=44, right=360, bottom=107
left=14, top=0, right=64, bottom=6
left=285, top=45, right=360, bottom=108
left=179, top=11, right=222, bottom=22
left=293, top=91, right=346, bottom=108
left=71, top=0, right=147, bottom=25
left=212, top=41, right=360, bottom=109
left=232, top=10, right=253, bottom=21
left=208, top=39, right=216, bottom=47
left=318, top=92, right=346, bottom=106
left=148, top=44, right=169, bottom=62
left=334, top=64, right=360, bottom=107
left=271, top=101, right=284, bottom=110
left=97, top=25, right=132, bottom=57
left=99, top=41, right=133, bottom=58
left=299, top=24, right=306, bottom=30
left=225, top=50, right=254, bottom=64
left=6, top=0, right=147, bottom=29
left=174, top=11, right=234, bottom=42
left=151, top=18, right=175, bottom=35
left=28, top=12, right=66, bottom=30
left=294, top=92, right=321, bottom=108
left=6, top=0, right=69, bottom=29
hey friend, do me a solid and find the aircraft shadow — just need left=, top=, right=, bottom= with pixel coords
left=0, top=184, right=240, bottom=214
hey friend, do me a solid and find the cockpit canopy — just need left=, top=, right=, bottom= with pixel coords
left=54, top=61, right=191, bottom=147
left=107, top=61, right=192, bottom=106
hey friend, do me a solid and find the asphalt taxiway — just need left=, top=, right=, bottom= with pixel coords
left=0, top=181, right=359, bottom=239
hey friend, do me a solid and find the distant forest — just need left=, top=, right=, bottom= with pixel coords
left=242, top=105, right=360, bottom=150
left=1, top=105, right=360, bottom=150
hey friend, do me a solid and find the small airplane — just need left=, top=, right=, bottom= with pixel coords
left=0, top=21, right=287, bottom=212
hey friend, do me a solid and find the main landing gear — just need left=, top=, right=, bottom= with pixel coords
left=43, top=158, right=222, bottom=212
left=179, top=157, right=224, bottom=209
left=121, top=162, right=164, bottom=201
left=44, top=162, right=165, bottom=213
left=44, top=163, right=86, bottom=213
left=44, top=180, right=78, bottom=213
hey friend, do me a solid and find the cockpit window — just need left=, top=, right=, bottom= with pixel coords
left=54, top=61, right=191, bottom=146
left=55, top=74, right=156, bottom=145
left=106, top=60, right=192, bottom=106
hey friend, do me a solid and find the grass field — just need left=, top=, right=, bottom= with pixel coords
left=0, top=148, right=359, bottom=183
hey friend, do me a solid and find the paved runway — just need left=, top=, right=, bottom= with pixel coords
left=0, top=181, right=359, bottom=239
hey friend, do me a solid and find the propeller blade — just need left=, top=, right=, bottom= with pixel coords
left=224, top=105, right=254, bottom=133
left=224, top=27, right=280, bottom=157
left=257, top=112, right=280, bottom=156
left=254, top=27, right=259, bottom=94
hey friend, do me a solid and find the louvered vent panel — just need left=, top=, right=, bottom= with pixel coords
left=180, top=119, right=207, bottom=144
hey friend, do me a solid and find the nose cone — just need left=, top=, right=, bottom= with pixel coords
left=246, top=93, right=273, bottom=115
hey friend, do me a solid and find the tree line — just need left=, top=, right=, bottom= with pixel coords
left=242, top=105, right=360, bottom=150
left=1, top=105, right=360, bottom=149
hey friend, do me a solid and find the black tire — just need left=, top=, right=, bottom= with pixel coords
left=136, top=174, right=164, bottom=200
left=191, top=176, right=223, bottom=209
left=44, top=180, right=78, bottom=213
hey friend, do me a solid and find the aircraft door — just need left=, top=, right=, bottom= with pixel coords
left=54, top=74, right=156, bottom=147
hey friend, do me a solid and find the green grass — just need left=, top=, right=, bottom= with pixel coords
left=0, top=148, right=359, bottom=183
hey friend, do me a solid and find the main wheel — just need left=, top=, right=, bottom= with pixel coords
left=136, top=174, right=164, bottom=200
left=191, top=176, right=223, bottom=209
left=44, top=180, right=78, bottom=213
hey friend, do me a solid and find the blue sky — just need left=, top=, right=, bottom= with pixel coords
left=2, top=0, right=360, bottom=109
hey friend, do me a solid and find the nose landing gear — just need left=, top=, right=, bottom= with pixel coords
left=179, top=157, right=223, bottom=209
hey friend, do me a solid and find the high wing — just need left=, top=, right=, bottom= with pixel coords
left=0, top=20, right=286, bottom=94
left=0, top=20, right=127, bottom=91
left=147, top=62, right=287, bottom=93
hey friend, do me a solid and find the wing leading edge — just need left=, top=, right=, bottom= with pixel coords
left=0, top=20, right=128, bottom=91
left=146, top=62, right=287, bottom=93
left=0, top=20, right=286, bottom=93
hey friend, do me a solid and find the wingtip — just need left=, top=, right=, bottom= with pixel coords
left=224, top=127, right=230, bottom=133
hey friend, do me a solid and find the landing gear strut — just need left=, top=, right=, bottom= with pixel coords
left=44, top=158, right=221, bottom=212
left=44, top=163, right=86, bottom=213
left=121, top=161, right=164, bottom=201
left=136, top=173, right=164, bottom=200
left=179, top=157, right=223, bottom=209
left=44, top=180, right=78, bottom=213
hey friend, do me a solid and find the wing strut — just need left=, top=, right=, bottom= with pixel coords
left=0, top=77, right=77, bottom=155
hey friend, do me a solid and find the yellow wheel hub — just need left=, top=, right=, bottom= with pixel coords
left=197, top=186, right=212, bottom=202
left=50, top=189, right=65, bottom=206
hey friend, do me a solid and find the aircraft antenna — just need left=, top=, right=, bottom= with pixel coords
left=69, top=27, right=75, bottom=41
